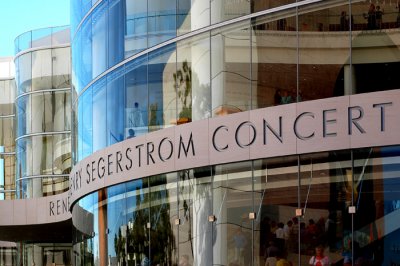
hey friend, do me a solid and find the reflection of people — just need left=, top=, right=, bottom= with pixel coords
left=340, top=11, right=349, bottom=31
left=375, top=6, right=384, bottom=29
left=280, top=90, right=292, bottom=104
left=274, top=89, right=282, bottom=105
left=309, top=245, right=331, bottom=266
left=397, top=3, right=400, bottom=27
left=275, top=222, right=286, bottom=252
left=276, top=250, right=291, bottom=266
left=365, top=4, right=376, bottom=30
left=277, top=19, right=287, bottom=30
left=127, top=129, right=135, bottom=139
left=265, top=241, right=278, bottom=266
left=128, top=102, right=144, bottom=127
left=233, top=227, right=247, bottom=264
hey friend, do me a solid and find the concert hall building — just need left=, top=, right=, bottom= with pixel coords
left=1, top=0, right=400, bottom=265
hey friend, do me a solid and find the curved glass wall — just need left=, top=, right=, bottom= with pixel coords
left=71, top=0, right=307, bottom=94
left=15, top=29, right=71, bottom=199
left=73, top=0, right=400, bottom=162
left=72, top=146, right=400, bottom=266
left=71, top=0, right=400, bottom=95
left=72, top=0, right=400, bottom=264
left=0, top=78, right=16, bottom=200
left=14, top=26, right=70, bottom=55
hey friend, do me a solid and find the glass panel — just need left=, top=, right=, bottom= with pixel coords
left=92, top=78, right=107, bottom=152
left=213, top=161, right=253, bottom=266
left=148, top=0, right=176, bottom=47
left=93, top=190, right=103, bottom=265
left=30, top=93, right=46, bottom=133
left=51, top=26, right=70, bottom=45
left=81, top=16, right=93, bottom=90
left=300, top=151, right=352, bottom=266
left=52, top=47, right=71, bottom=89
left=125, top=0, right=148, bottom=57
left=178, top=167, right=213, bottom=265
left=31, top=50, right=52, bottom=91
left=125, top=56, right=148, bottom=139
left=211, top=0, right=251, bottom=24
left=44, top=92, right=53, bottom=132
left=177, top=0, right=209, bottom=35
left=149, top=174, right=178, bottom=265
left=42, top=176, right=69, bottom=196
left=352, top=147, right=400, bottom=266
left=107, top=184, right=127, bottom=266
left=126, top=178, right=150, bottom=266
left=92, top=1, right=108, bottom=78
left=80, top=87, right=93, bottom=161
left=254, top=156, right=298, bottom=266
left=53, top=134, right=71, bottom=175
left=71, top=0, right=82, bottom=36
left=21, top=178, right=45, bottom=198
left=82, top=0, right=93, bottom=18
left=17, top=31, right=32, bottom=53
left=351, top=1, right=400, bottom=94
left=17, top=95, right=30, bottom=137
left=252, top=0, right=296, bottom=13
left=54, top=90, right=71, bottom=131
left=148, top=45, right=176, bottom=131
left=31, top=28, right=52, bottom=49
left=251, top=12, right=297, bottom=108
left=107, top=67, right=125, bottom=145
left=298, top=1, right=350, bottom=101
left=211, top=20, right=251, bottom=117
left=17, top=53, right=32, bottom=94
left=0, top=80, right=16, bottom=115
left=3, top=155, right=15, bottom=198
left=31, top=135, right=53, bottom=175
left=16, top=138, right=32, bottom=179
left=108, top=0, right=125, bottom=67
left=0, top=118, right=15, bottom=153
left=73, top=193, right=96, bottom=265
left=177, top=33, right=211, bottom=122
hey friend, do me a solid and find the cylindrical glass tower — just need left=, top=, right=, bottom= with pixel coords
left=14, top=26, right=72, bottom=199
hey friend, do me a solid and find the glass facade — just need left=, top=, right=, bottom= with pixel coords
left=21, top=243, right=72, bottom=266
left=0, top=77, right=16, bottom=200
left=72, top=147, right=400, bottom=266
left=67, top=0, right=400, bottom=265
left=14, top=28, right=72, bottom=198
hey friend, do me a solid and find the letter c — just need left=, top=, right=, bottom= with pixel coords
left=294, top=112, right=315, bottom=140
left=212, top=125, right=228, bottom=152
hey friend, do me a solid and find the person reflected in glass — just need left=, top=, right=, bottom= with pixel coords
left=265, top=241, right=278, bottom=266
left=309, top=245, right=331, bottom=266
left=280, top=90, right=292, bottom=104
left=364, top=4, right=376, bottom=30
left=129, top=102, right=144, bottom=127
left=127, top=128, right=136, bottom=139
left=274, top=89, right=282, bottom=106
left=340, top=11, right=349, bottom=31
left=375, top=6, right=384, bottom=29
left=276, top=250, right=291, bottom=266
left=233, top=227, right=247, bottom=265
